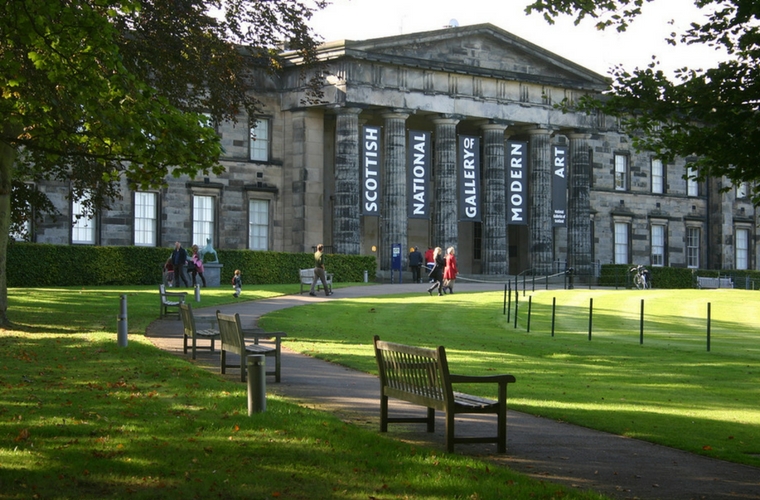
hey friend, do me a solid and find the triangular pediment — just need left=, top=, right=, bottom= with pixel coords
left=319, top=23, right=608, bottom=90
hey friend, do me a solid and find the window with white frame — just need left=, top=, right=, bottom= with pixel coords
left=134, top=191, right=157, bottom=246
left=614, top=154, right=627, bottom=191
left=687, top=226, right=700, bottom=268
left=687, top=167, right=699, bottom=197
left=651, top=224, right=665, bottom=266
left=72, top=195, right=96, bottom=244
left=250, top=118, right=270, bottom=162
left=614, top=221, right=629, bottom=264
left=651, top=158, right=664, bottom=194
left=736, top=227, right=749, bottom=270
left=248, top=199, right=269, bottom=250
left=193, top=195, right=215, bottom=248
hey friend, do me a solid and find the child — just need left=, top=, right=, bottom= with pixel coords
left=232, top=269, right=242, bottom=298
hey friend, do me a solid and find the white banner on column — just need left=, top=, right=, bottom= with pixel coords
left=552, top=145, right=568, bottom=227
left=458, top=135, right=481, bottom=222
left=506, top=140, right=528, bottom=225
left=407, top=130, right=430, bottom=219
left=362, top=125, right=381, bottom=216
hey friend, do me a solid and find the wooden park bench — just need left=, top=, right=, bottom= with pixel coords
left=697, top=276, right=734, bottom=289
left=216, top=310, right=287, bottom=383
left=179, top=303, right=220, bottom=360
left=373, top=335, right=516, bottom=453
left=299, top=268, right=333, bottom=294
left=159, top=284, right=187, bottom=319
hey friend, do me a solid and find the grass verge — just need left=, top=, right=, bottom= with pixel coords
left=0, top=286, right=609, bottom=499
left=261, top=288, right=760, bottom=467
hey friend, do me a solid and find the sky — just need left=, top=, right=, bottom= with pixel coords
left=307, top=0, right=724, bottom=79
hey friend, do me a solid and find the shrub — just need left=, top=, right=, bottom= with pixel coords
left=6, top=242, right=376, bottom=287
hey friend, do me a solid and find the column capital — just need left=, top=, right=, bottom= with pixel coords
left=431, top=114, right=463, bottom=126
left=332, top=106, right=363, bottom=116
left=381, top=109, right=412, bottom=121
left=525, top=125, right=556, bottom=136
left=479, top=120, right=510, bottom=133
left=563, top=128, right=595, bottom=140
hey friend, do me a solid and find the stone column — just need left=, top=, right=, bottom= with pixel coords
left=567, top=131, right=592, bottom=278
left=380, top=110, right=410, bottom=271
left=528, top=127, right=553, bottom=275
left=481, top=121, right=508, bottom=275
left=333, top=107, right=362, bottom=255
left=432, top=115, right=460, bottom=253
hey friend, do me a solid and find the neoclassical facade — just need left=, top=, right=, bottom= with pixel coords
left=30, top=24, right=758, bottom=278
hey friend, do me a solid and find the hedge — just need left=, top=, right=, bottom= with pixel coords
left=5, top=242, right=377, bottom=288
left=599, top=264, right=760, bottom=289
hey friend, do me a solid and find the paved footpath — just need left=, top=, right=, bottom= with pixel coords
left=146, top=283, right=760, bottom=500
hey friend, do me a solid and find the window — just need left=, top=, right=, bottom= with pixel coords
left=651, top=158, right=664, bottom=194
left=736, top=228, right=749, bottom=270
left=193, top=195, right=215, bottom=248
left=687, top=167, right=699, bottom=197
left=250, top=118, right=270, bottom=162
left=614, top=154, right=627, bottom=191
left=614, top=222, right=629, bottom=264
left=72, top=195, right=95, bottom=244
left=651, top=224, right=665, bottom=266
left=687, top=227, right=700, bottom=268
left=248, top=199, right=269, bottom=250
left=134, top=192, right=157, bottom=246
left=736, top=182, right=750, bottom=199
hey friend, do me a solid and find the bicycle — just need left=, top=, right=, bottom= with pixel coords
left=630, top=265, right=651, bottom=289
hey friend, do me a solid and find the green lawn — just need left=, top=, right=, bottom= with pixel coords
left=0, top=285, right=609, bottom=499
left=261, top=288, right=760, bottom=467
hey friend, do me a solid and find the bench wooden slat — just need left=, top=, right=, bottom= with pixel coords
left=299, top=268, right=333, bottom=294
left=216, top=310, right=285, bottom=383
left=374, top=335, right=515, bottom=453
left=179, top=303, right=220, bottom=360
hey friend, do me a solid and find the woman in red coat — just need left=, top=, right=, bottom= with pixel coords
left=442, top=246, right=458, bottom=294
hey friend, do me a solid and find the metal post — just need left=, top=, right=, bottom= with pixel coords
left=247, top=355, right=266, bottom=414
left=640, top=299, right=644, bottom=345
left=551, top=297, right=556, bottom=337
left=707, top=302, right=711, bottom=352
left=117, top=294, right=128, bottom=347
left=194, top=284, right=201, bottom=302
left=527, top=295, right=532, bottom=332
left=364, top=270, right=368, bottom=283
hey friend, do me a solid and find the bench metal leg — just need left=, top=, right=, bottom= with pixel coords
left=380, top=395, right=389, bottom=432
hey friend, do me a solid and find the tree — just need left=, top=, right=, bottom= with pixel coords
left=526, top=0, right=760, bottom=201
left=0, top=0, right=325, bottom=326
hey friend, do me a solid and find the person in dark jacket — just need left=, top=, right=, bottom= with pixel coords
left=171, top=241, right=190, bottom=288
left=426, top=247, right=445, bottom=296
left=409, top=246, right=423, bottom=283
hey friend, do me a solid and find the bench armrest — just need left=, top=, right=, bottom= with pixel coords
left=241, top=329, right=288, bottom=340
left=449, top=374, right=516, bottom=385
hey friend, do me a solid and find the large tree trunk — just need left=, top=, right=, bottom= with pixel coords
left=0, top=123, right=18, bottom=327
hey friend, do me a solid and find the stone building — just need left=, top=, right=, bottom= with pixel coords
left=29, top=24, right=758, bottom=278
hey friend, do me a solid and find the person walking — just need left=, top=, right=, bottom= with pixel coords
left=426, top=247, right=445, bottom=296
left=409, top=246, right=423, bottom=283
left=310, top=243, right=333, bottom=297
left=424, top=246, right=435, bottom=282
left=442, top=246, right=458, bottom=294
left=190, top=244, right=207, bottom=287
left=171, top=241, right=190, bottom=288
left=232, top=269, right=242, bottom=298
